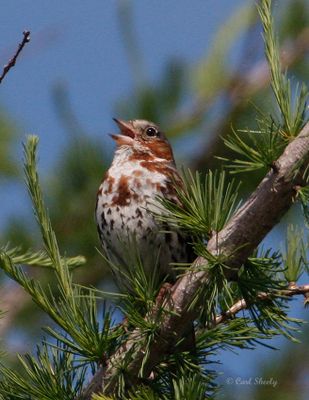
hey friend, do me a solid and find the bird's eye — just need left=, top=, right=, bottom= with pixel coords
left=145, top=126, right=158, bottom=137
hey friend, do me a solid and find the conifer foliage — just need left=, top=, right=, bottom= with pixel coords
left=0, top=0, right=308, bottom=399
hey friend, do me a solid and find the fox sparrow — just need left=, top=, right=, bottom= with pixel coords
left=95, top=119, right=190, bottom=285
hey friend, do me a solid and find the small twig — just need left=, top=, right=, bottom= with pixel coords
left=214, top=283, right=309, bottom=325
left=0, top=30, right=30, bottom=84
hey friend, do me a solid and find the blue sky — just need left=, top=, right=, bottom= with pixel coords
left=0, top=0, right=245, bottom=227
left=0, top=1, right=245, bottom=166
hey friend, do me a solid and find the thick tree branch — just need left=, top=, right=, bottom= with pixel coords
left=81, top=121, right=309, bottom=398
left=0, top=30, right=30, bottom=84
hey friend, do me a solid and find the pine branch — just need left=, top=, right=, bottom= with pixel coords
left=215, top=283, right=309, bottom=325
left=1, top=245, right=86, bottom=269
left=0, top=136, right=118, bottom=363
left=257, top=0, right=308, bottom=136
left=0, top=30, right=30, bottom=84
left=0, top=341, right=86, bottom=399
left=193, top=26, right=309, bottom=171
left=81, top=120, right=309, bottom=398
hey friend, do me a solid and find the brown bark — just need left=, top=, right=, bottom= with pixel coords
left=81, top=121, right=309, bottom=399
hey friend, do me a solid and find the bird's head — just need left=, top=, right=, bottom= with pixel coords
left=111, top=118, right=175, bottom=162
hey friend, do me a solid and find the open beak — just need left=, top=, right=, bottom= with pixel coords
left=110, top=118, right=135, bottom=146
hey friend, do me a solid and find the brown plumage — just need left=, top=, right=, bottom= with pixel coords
left=95, top=118, right=191, bottom=284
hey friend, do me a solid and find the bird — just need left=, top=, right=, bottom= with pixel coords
left=95, top=118, right=191, bottom=288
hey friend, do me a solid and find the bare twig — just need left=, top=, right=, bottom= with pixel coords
left=0, top=30, right=30, bottom=84
left=80, top=121, right=309, bottom=398
left=215, top=283, right=309, bottom=325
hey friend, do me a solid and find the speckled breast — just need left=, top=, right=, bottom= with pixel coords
left=95, top=159, right=188, bottom=279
